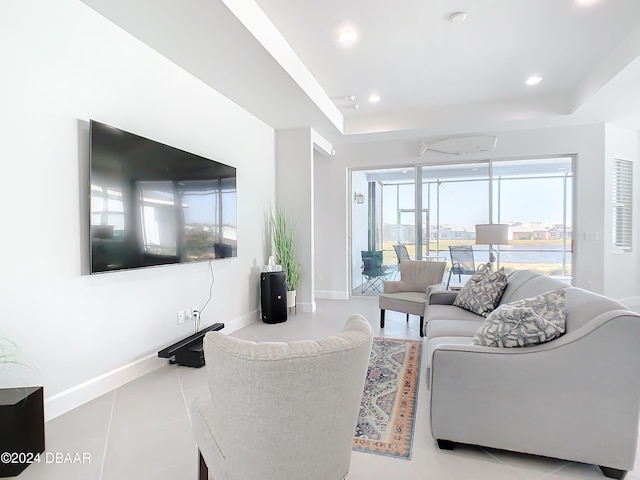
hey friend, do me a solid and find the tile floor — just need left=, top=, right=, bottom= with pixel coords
left=16, top=297, right=640, bottom=480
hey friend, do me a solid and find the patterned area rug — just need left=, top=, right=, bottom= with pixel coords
left=352, top=337, right=422, bottom=460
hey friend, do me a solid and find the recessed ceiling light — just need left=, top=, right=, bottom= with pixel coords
left=525, top=75, right=543, bottom=86
left=576, top=0, right=597, bottom=5
left=368, top=94, right=381, bottom=103
left=338, top=28, right=358, bottom=46
left=449, top=12, right=468, bottom=23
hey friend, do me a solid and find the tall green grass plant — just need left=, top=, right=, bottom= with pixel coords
left=272, top=207, right=301, bottom=291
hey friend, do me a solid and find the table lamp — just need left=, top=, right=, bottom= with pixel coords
left=475, top=224, right=509, bottom=265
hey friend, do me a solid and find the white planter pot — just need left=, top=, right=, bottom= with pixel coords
left=286, top=290, right=296, bottom=309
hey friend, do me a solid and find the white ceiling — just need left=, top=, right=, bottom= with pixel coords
left=82, top=0, right=640, bottom=145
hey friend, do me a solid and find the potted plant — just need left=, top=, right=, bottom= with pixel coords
left=271, top=207, right=301, bottom=309
left=0, top=335, right=20, bottom=371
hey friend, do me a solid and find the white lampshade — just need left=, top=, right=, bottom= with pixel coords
left=475, top=224, right=509, bottom=245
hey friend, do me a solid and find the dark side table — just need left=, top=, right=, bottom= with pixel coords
left=0, top=386, right=45, bottom=477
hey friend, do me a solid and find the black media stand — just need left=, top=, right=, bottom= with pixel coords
left=157, top=323, right=224, bottom=368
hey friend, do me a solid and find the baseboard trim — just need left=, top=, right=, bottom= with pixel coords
left=45, top=354, right=165, bottom=422
left=219, top=310, right=260, bottom=334
left=298, top=301, right=317, bottom=313
left=315, top=290, right=349, bottom=300
left=44, top=309, right=260, bottom=422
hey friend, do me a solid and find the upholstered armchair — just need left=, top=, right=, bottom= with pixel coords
left=190, top=315, right=373, bottom=480
left=379, top=260, right=446, bottom=337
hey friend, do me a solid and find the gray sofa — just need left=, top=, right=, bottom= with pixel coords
left=426, top=270, right=640, bottom=479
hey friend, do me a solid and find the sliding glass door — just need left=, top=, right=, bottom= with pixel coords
left=491, top=158, right=573, bottom=276
left=381, top=169, right=415, bottom=265
left=421, top=163, right=490, bottom=262
left=350, top=156, right=573, bottom=296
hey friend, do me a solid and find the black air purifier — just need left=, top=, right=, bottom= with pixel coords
left=261, top=271, right=287, bottom=324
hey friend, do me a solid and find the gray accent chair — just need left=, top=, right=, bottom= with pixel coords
left=379, top=260, right=446, bottom=337
left=426, top=270, right=640, bottom=479
left=190, top=315, right=373, bottom=480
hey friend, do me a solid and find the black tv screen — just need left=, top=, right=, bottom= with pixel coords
left=89, top=120, right=237, bottom=274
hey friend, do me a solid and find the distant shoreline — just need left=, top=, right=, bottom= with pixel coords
left=382, top=241, right=573, bottom=276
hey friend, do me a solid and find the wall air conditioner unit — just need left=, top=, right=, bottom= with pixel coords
left=418, top=135, right=497, bottom=156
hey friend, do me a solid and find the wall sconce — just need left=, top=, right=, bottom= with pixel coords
left=353, top=192, right=365, bottom=204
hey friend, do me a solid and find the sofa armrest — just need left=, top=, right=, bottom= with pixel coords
left=430, top=312, right=640, bottom=471
left=426, top=283, right=444, bottom=298
left=191, top=397, right=226, bottom=476
left=429, top=290, right=458, bottom=305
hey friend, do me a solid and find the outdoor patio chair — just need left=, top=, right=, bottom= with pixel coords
left=446, top=245, right=476, bottom=289
left=393, top=244, right=411, bottom=263
left=361, top=250, right=389, bottom=293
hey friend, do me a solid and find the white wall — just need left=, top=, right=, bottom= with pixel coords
left=314, top=141, right=417, bottom=299
left=275, top=128, right=316, bottom=311
left=313, top=151, right=349, bottom=299
left=315, top=124, right=640, bottom=299
left=0, top=0, right=275, bottom=418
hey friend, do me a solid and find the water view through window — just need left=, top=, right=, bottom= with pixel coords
left=351, top=157, right=573, bottom=293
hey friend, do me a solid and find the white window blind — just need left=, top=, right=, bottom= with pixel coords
left=612, top=158, right=633, bottom=253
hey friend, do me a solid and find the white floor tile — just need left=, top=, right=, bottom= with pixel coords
left=101, top=418, right=195, bottom=480
left=22, top=297, right=640, bottom=480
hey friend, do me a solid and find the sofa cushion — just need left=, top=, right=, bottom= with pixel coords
left=426, top=319, right=485, bottom=339
left=500, top=270, right=568, bottom=304
left=426, top=304, right=486, bottom=323
left=499, top=270, right=544, bottom=303
left=453, top=263, right=508, bottom=317
left=472, top=288, right=567, bottom=348
left=379, top=291, right=427, bottom=317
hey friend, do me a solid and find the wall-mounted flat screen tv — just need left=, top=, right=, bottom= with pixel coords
left=89, top=120, right=237, bottom=274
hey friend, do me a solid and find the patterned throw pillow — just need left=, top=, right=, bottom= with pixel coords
left=453, top=262, right=508, bottom=317
left=472, top=288, right=567, bottom=348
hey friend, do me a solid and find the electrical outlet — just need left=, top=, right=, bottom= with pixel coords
left=177, top=310, right=185, bottom=325
left=192, top=308, right=200, bottom=322
left=584, top=232, right=599, bottom=241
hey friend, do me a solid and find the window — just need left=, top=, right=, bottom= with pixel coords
left=350, top=156, right=574, bottom=295
left=423, top=162, right=490, bottom=257
left=612, top=158, right=633, bottom=253
left=492, top=157, right=573, bottom=277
